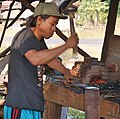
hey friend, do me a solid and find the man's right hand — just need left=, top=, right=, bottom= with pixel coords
left=65, top=33, right=79, bottom=48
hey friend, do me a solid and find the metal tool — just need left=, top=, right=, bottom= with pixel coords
left=50, top=75, right=97, bottom=89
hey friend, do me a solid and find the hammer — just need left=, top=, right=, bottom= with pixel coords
left=66, top=6, right=78, bottom=56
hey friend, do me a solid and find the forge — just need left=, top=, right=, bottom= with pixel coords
left=44, top=55, right=120, bottom=119
left=71, top=57, right=120, bottom=105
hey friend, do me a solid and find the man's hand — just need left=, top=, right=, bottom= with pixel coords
left=63, top=69, right=74, bottom=86
left=65, top=33, right=79, bottom=48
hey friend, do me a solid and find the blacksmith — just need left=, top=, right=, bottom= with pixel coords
left=4, top=2, right=78, bottom=119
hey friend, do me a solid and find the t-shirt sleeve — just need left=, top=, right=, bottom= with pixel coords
left=19, top=37, right=48, bottom=56
left=19, top=38, right=37, bottom=56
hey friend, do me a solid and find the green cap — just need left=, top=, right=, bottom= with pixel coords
left=34, top=2, right=67, bottom=19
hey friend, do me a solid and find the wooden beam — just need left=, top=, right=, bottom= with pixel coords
left=44, top=82, right=85, bottom=111
left=0, top=47, right=10, bottom=58
left=100, top=99, right=120, bottom=119
left=18, top=0, right=35, bottom=12
left=0, top=0, right=15, bottom=47
left=44, top=82, right=120, bottom=119
left=44, top=101, right=62, bottom=119
left=101, top=0, right=119, bottom=62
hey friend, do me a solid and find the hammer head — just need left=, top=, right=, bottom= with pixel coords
left=64, top=5, right=78, bottom=15
left=100, top=0, right=106, bottom=2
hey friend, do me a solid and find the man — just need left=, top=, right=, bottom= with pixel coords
left=4, top=2, right=78, bottom=119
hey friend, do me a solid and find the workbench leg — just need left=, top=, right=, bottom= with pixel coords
left=85, top=87, right=100, bottom=119
left=44, top=100, right=62, bottom=119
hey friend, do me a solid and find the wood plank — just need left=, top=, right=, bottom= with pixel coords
left=44, top=82, right=120, bottom=119
left=100, top=99, right=120, bottom=119
left=44, top=82, right=85, bottom=111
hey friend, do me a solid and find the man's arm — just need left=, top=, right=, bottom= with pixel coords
left=24, top=33, right=78, bottom=66
left=24, top=44, right=67, bottom=66
left=47, top=58, right=72, bottom=81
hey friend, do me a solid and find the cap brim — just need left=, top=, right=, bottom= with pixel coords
left=34, top=14, right=68, bottom=19
left=44, top=14, right=68, bottom=19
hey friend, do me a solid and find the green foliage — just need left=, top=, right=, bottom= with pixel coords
left=117, top=2, right=120, bottom=17
left=76, top=0, right=109, bottom=26
left=67, top=108, right=85, bottom=119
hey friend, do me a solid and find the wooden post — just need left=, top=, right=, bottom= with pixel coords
left=101, top=0, right=119, bottom=62
left=85, top=87, right=100, bottom=119
left=44, top=100, right=62, bottom=119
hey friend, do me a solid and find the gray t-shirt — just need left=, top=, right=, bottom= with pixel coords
left=5, top=28, right=48, bottom=111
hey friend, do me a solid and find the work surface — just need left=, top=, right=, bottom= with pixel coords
left=44, top=81, right=120, bottom=119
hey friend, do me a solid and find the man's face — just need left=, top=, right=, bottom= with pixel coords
left=37, top=16, right=59, bottom=39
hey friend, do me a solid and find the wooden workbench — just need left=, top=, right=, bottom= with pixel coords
left=44, top=82, right=120, bottom=119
